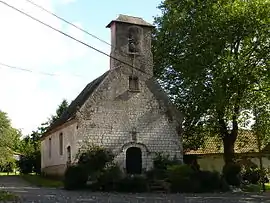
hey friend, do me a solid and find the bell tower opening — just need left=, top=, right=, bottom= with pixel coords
left=106, top=15, right=155, bottom=76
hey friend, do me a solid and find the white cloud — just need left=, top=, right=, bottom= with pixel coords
left=0, top=0, right=110, bottom=135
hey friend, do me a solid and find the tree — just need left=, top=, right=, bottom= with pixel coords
left=39, top=99, right=69, bottom=133
left=0, top=111, right=22, bottom=165
left=153, top=0, right=270, bottom=165
left=50, top=99, right=69, bottom=124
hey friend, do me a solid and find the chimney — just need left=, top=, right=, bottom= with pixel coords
left=106, top=14, right=155, bottom=76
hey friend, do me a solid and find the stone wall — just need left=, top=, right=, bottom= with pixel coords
left=76, top=65, right=183, bottom=171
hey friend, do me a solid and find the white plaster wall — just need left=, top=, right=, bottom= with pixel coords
left=41, top=122, right=78, bottom=170
left=197, top=155, right=270, bottom=174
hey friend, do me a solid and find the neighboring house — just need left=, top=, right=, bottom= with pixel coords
left=40, top=15, right=183, bottom=177
left=185, top=130, right=270, bottom=173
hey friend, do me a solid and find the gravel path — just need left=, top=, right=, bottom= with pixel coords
left=0, top=176, right=269, bottom=203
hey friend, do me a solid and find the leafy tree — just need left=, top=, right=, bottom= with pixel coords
left=17, top=99, right=69, bottom=174
left=0, top=111, right=21, bottom=165
left=153, top=0, right=270, bottom=165
left=50, top=99, right=69, bottom=124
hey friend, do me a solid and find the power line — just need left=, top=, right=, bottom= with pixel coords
left=24, top=0, right=136, bottom=63
left=0, top=1, right=148, bottom=76
left=0, top=62, right=83, bottom=78
left=23, top=0, right=111, bottom=47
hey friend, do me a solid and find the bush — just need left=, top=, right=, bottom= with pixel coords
left=117, top=175, right=148, bottom=193
left=153, top=153, right=180, bottom=170
left=146, top=168, right=168, bottom=180
left=95, top=164, right=123, bottom=191
left=183, top=154, right=200, bottom=171
left=197, top=171, right=229, bottom=192
left=17, top=156, right=33, bottom=174
left=147, top=153, right=181, bottom=180
left=223, top=163, right=241, bottom=186
left=17, top=152, right=41, bottom=174
left=0, top=161, right=16, bottom=173
left=166, top=164, right=228, bottom=193
left=242, top=167, right=269, bottom=184
left=63, top=165, right=88, bottom=190
left=77, top=144, right=114, bottom=175
left=32, top=151, right=41, bottom=175
left=167, top=164, right=200, bottom=193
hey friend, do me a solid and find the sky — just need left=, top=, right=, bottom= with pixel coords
left=0, top=0, right=162, bottom=135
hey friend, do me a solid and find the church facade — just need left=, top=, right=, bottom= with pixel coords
left=40, top=15, right=183, bottom=176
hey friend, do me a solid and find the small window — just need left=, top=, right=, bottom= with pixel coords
left=129, top=76, right=139, bottom=91
left=49, top=138, right=52, bottom=159
left=59, top=133, right=63, bottom=155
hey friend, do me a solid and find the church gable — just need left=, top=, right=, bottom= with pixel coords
left=41, top=14, right=183, bottom=177
left=44, top=71, right=109, bottom=135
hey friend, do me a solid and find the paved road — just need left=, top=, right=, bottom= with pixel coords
left=0, top=176, right=269, bottom=203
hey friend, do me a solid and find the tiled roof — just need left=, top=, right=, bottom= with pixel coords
left=106, top=14, right=154, bottom=28
left=185, top=130, right=269, bottom=155
left=44, top=71, right=109, bottom=135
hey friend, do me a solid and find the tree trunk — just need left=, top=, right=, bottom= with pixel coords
left=222, top=134, right=237, bottom=165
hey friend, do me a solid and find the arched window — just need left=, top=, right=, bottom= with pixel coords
left=128, top=26, right=142, bottom=53
left=48, top=138, right=52, bottom=159
left=59, top=133, right=63, bottom=155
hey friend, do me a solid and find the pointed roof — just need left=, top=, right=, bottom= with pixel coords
left=42, top=71, right=183, bottom=138
left=106, top=14, right=154, bottom=28
left=44, top=71, right=109, bottom=135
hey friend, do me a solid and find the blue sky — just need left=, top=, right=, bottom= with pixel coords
left=0, top=0, right=162, bottom=135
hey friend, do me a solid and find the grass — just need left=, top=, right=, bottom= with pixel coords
left=0, top=172, right=18, bottom=176
left=21, top=174, right=63, bottom=188
left=242, top=183, right=270, bottom=192
left=266, top=183, right=270, bottom=191
left=0, top=191, right=19, bottom=202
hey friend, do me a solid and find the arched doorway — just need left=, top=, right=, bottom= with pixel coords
left=126, top=147, right=142, bottom=174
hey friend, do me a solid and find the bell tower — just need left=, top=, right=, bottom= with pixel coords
left=106, top=15, right=155, bottom=76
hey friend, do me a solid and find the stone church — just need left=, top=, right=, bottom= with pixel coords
left=40, top=15, right=183, bottom=176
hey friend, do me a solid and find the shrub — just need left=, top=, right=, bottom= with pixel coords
left=223, top=163, right=241, bottom=186
left=17, top=152, right=41, bottom=174
left=32, top=151, right=41, bottom=175
left=148, top=153, right=181, bottom=180
left=167, top=164, right=200, bottom=193
left=0, top=161, right=16, bottom=173
left=63, top=165, right=88, bottom=190
left=197, top=170, right=229, bottom=192
left=146, top=168, right=168, bottom=180
left=183, top=154, right=200, bottom=171
left=117, top=175, right=148, bottom=193
left=77, top=144, right=114, bottom=175
left=242, top=167, right=269, bottom=184
left=95, top=164, right=123, bottom=192
left=17, top=156, right=33, bottom=174
left=242, top=168, right=260, bottom=184
left=153, top=153, right=180, bottom=170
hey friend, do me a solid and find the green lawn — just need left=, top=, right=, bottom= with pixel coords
left=0, top=191, right=19, bottom=201
left=21, top=174, right=63, bottom=188
left=0, top=172, right=19, bottom=176
left=266, top=183, right=270, bottom=191
left=243, top=183, right=270, bottom=192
